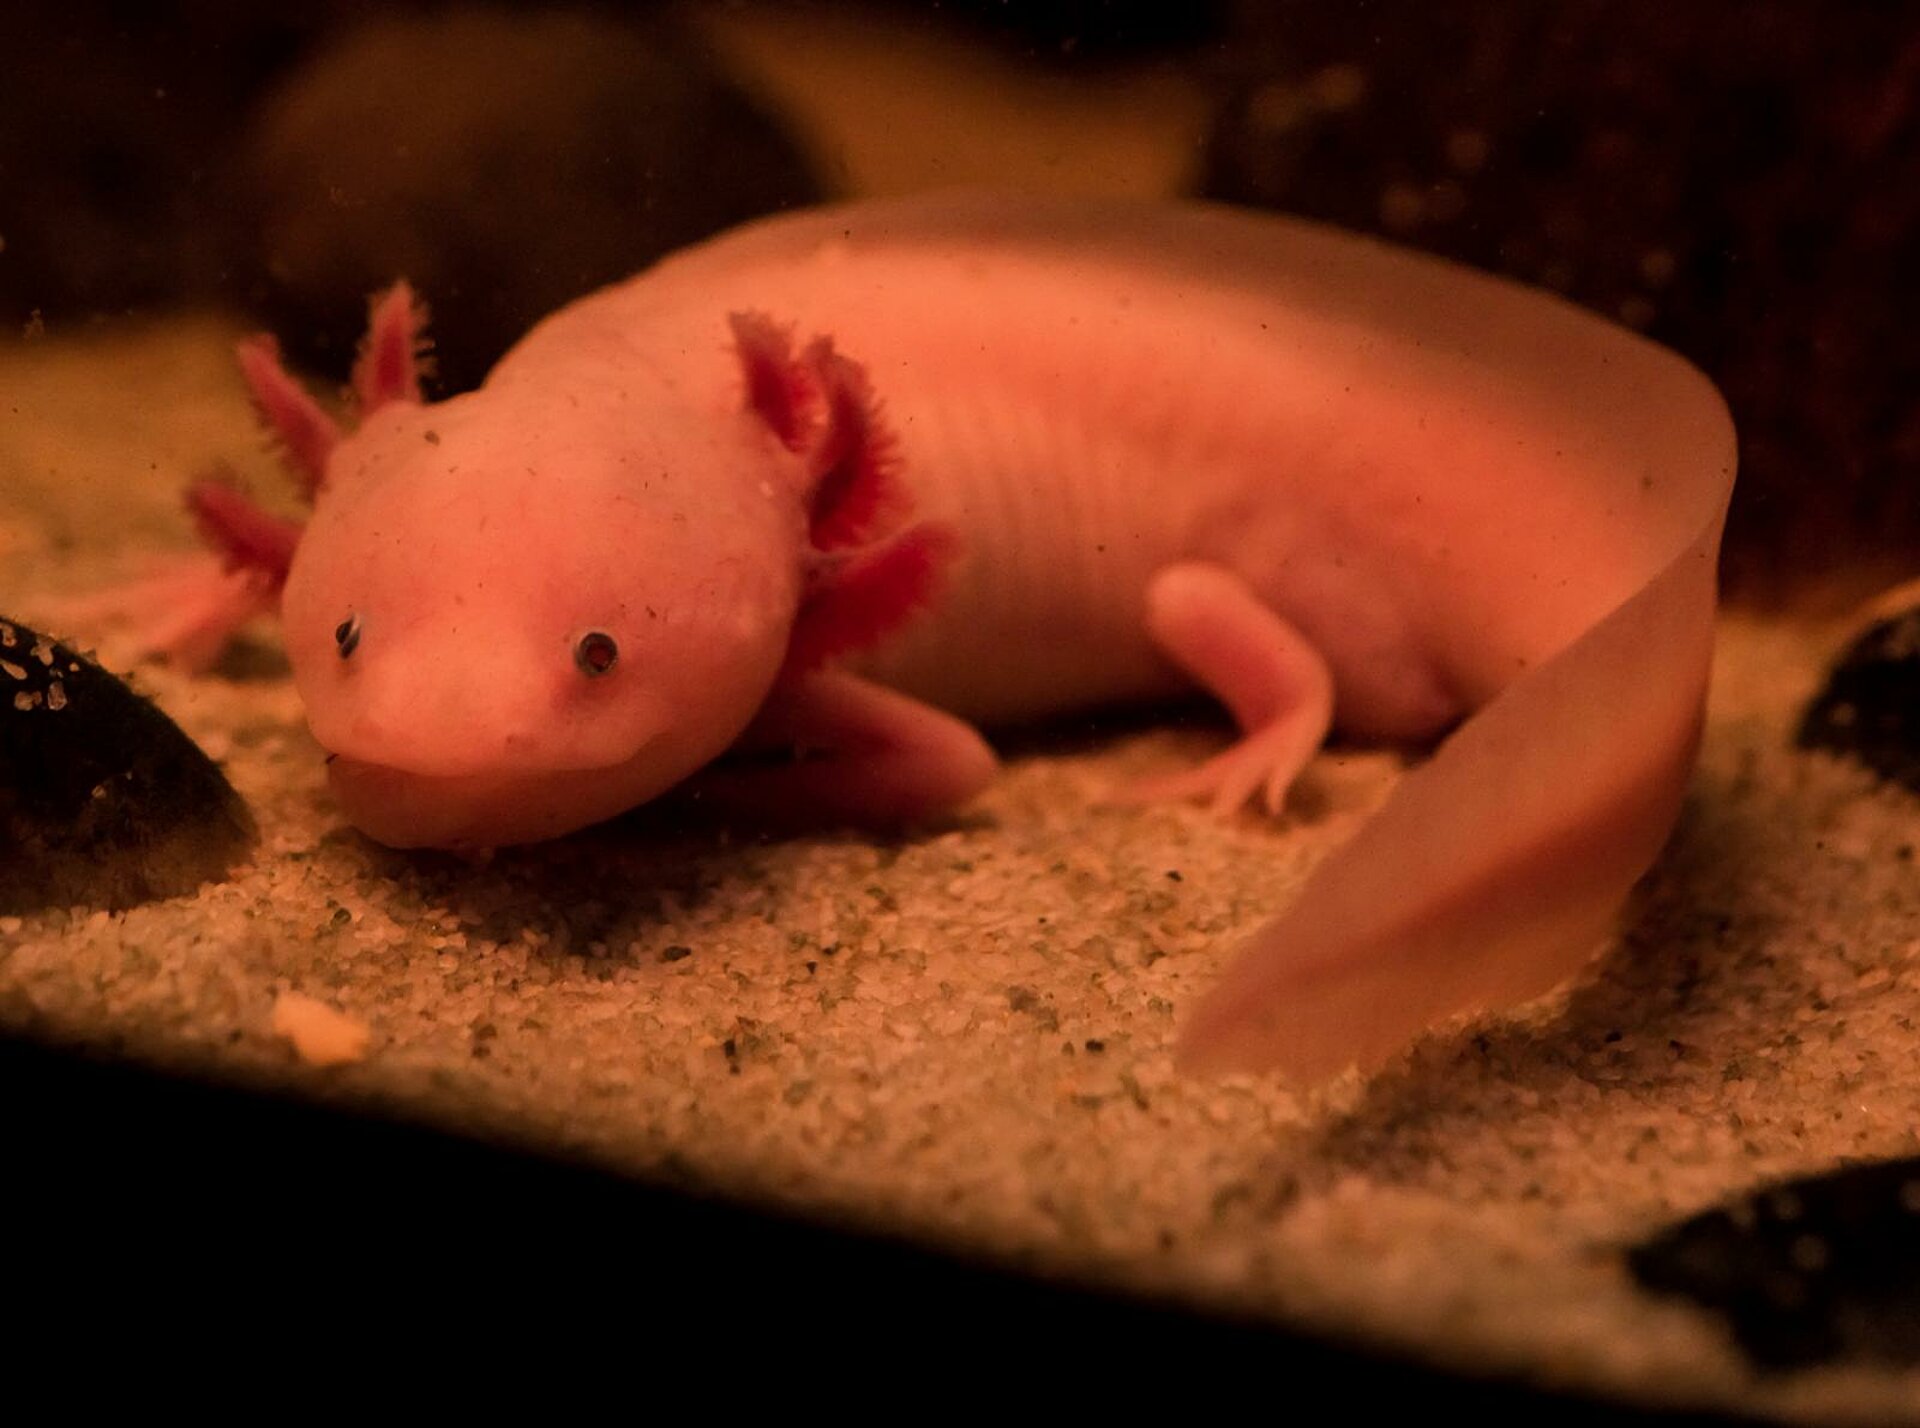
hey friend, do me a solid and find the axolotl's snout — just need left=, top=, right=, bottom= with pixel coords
left=285, top=571, right=798, bottom=849
left=295, top=618, right=691, bottom=849
left=279, top=411, right=805, bottom=849
left=286, top=601, right=768, bottom=850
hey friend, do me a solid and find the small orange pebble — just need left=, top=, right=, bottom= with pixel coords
left=271, top=990, right=371, bottom=1067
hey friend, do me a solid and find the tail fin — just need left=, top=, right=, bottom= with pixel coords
left=1178, top=515, right=1724, bottom=1080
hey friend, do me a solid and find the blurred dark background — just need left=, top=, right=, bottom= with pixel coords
left=0, top=1, right=826, bottom=392
left=1201, top=2, right=1920, bottom=609
left=1, top=0, right=1915, bottom=606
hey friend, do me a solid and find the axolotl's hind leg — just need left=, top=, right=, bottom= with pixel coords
left=1120, top=562, right=1336, bottom=818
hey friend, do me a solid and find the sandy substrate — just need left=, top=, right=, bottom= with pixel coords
left=3, top=311, right=1920, bottom=1422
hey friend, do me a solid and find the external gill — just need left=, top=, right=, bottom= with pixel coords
left=55, top=283, right=432, bottom=673
left=731, top=309, right=959, bottom=682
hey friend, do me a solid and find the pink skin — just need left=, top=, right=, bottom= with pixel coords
left=67, top=196, right=1735, bottom=1081
left=279, top=392, right=807, bottom=848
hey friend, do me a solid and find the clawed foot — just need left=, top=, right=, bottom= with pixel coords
left=1116, top=719, right=1324, bottom=818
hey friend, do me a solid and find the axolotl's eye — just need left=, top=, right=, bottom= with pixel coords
left=573, top=630, right=619, bottom=677
left=334, top=614, right=361, bottom=658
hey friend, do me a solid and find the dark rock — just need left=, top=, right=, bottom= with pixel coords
left=1629, top=1156, right=1920, bottom=1369
left=1797, top=603, right=1920, bottom=791
left=0, top=619, right=254, bottom=914
left=231, top=7, right=825, bottom=393
left=1200, top=2, right=1920, bottom=609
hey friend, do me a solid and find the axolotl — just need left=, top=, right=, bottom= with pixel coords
left=97, top=194, right=1736, bottom=1079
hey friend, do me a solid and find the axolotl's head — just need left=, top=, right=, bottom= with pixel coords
left=280, top=390, right=804, bottom=850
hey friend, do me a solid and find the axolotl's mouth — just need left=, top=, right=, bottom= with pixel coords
left=306, top=687, right=686, bottom=849
left=322, top=751, right=673, bottom=851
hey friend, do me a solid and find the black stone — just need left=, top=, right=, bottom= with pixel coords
left=0, top=619, right=254, bottom=914
left=1629, top=1156, right=1920, bottom=1369
left=1797, top=607, right=1920, bottom=793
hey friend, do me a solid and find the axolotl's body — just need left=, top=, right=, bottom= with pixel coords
left=115, top=195, right=1736, bottom=1078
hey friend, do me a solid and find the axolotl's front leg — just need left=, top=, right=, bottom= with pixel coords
left=699, top=561, right=1334, bottom=826
left=691, top=668, right=998, bottom=826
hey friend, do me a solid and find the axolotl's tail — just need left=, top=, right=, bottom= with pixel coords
left=1164, top=262, right=1735, bottom=1078
left=1179, top=510, right=1724, bottom=1078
